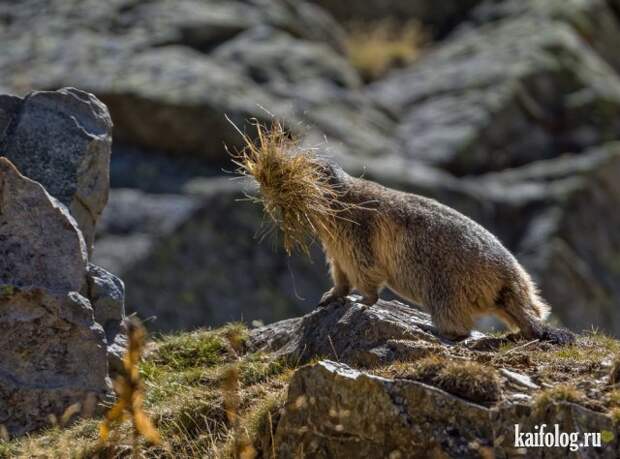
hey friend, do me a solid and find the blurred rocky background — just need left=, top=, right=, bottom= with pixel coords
left=2, top=0, right=620, bottom=336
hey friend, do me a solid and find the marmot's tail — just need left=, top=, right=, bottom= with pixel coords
left=498, top=268, right=550, bottom=338
left=530, top=289, right=551, bottom=321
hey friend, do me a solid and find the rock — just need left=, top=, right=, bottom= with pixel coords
left=86, top=264, right=126, bottom=373
left=470, top=0, right=620, bottom=73
left=513, top=144, right=620, bottom=336
left=368, top=14, right=620, bottom=176
left=274, top=359, right=618, bottom=458
left=462, top=143, right=620, bottom=335
left=93, top=188, right=200, bottom=274
left=0, top=87, right=112, bottom=252
left=0, top=158, right=87, bottom=293
left=212, top=28, right=360, bottom=90
left=96, top=188, right=200, bottom=239
left=0, top=0, right=368, bottom=162
left=249, top=296, right=468, bottom=366
left=0, top=156, right=110, bottom=436
left=94, top=178, right=330, bottom=332
left=0, top=288, right=109, bottom=437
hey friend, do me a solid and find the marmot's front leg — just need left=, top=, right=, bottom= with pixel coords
left=319, top=259, right=351, bottom=306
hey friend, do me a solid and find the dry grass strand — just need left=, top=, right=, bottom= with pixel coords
left=99, top=316, right=161, bottom=456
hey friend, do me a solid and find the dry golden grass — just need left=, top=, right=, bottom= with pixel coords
left=232, top=120, right=353, bottom=256
left=533, top=384, right=584, bottom=415
left=99, top=317, right=161, bottom=457
left=399, top=356, right=501, bottom=404
left=345, top=19, right=426, bottom=82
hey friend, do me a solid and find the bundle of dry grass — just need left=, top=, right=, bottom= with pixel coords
left=232, top=120, right=347, bottom=256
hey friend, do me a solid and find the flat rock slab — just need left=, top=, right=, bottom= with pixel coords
left=0, top=87, right=112, bottom=252
left=275, top=360, right=619, bottom=458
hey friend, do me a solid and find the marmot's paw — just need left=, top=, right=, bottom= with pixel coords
left=541, top=326, right=576, bottom=345
left=318, top=290, right=347, bottom=307
left=359, top=294, right=378, bottom=307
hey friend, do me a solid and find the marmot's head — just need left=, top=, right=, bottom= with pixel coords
left=234, top=122, right=351, bottom=255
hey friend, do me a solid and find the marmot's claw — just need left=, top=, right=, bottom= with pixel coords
left=541, top=326, right=576, bottom=346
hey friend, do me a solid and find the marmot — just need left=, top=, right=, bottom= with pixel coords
left=234, top=123, right=575, bottom=345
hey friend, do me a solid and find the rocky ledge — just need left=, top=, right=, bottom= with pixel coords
left=249, top=297, right=620, bottom=458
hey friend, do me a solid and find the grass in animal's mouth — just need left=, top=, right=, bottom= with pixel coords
left=230, top=119, right=351, bottom=256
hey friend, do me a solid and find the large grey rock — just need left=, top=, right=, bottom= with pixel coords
left=0, top=87, right=112, bottom=252
left=470, top=0, right=620, bottom=73
left=0, top=158, right=110, bottom=437
left=511, top=144, right=620, bottom=335
left=249, top=296, right=448, bottom=366
left=0, top=158, right=87, bottom=293
left=0, top=0, right=370, bottom=162
left=0, top=288, right=109, bottom=437
left=274, top=360, right=618, bottom=458
left=368, top=14, right=620, bottom=176
left=93, top=178, right=330, bottom=332
left=93, top=188, right=200, bottom=274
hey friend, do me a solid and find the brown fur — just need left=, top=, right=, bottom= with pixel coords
left=313, top=160, right=574, bottom=344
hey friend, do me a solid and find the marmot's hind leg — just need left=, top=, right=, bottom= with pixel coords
left=431, top=300, right=474, bottom=341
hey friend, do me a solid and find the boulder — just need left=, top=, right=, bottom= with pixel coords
left=0, top=158, right=110, bottom=437
left=93, top=178, right=330, bottom=332
left=470, top=0, right=620, bottom=73
left=368, top=14, right=620, bottom=176
left=0, top=87, right=112, bottom=253
left=249, top=296, right=446, bottom=366
left=253, top=297, right=618, bottom=457
left=509, top=144, right=620, bottom=335
left=0, top=0, right=365, bottom=162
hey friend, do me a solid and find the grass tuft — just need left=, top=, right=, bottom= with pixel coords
left=404, top=356, right=501, bottom=404
left=533, top=384, right=584, bottom=415
left=345, top=19, right=426, bottom=82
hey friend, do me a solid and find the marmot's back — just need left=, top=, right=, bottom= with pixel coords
left=345, top=178, right=520, bottom=311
